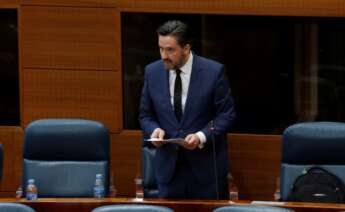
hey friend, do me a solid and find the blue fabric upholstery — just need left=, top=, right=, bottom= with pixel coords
left=281, top=122, right=345, bottom=200
left=91, top=204, right=173, bottom=212
left=142, top=147, right=159, bottom=198
left=0, top=203, right=36, bottom=212
left=213, top=205, right=294, bottom=212
left=23, top=119, right=109, bottom=197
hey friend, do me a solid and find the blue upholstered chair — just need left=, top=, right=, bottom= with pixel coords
left=213, top=205, right=294, bottom=212
left=91, top=204, right=173, bottom=212
left=0, top=203, right=36, bottom=212
left=142, top=146, right=158, bottom=198
left=280, top=122, right=345, bottom=201
left=23, top=119, right=109, bottom=197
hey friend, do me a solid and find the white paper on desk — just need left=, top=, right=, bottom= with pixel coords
left=251, top=201, right=285, bottom=206
left=145, top=138, right=186, bottom=144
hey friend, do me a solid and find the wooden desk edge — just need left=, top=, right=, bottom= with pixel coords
left=1, top=198, right=345, bottom=211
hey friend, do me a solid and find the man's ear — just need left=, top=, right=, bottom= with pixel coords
left=184, top=44, right=191, bottom=52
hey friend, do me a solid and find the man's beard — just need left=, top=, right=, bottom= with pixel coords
left=163, top=59, right=182, bottom=70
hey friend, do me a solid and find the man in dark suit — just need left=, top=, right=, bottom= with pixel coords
left=139, top=20, right=236, bottom=199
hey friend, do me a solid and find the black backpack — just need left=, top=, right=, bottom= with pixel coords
left=288, top=167, right=345, bottom=203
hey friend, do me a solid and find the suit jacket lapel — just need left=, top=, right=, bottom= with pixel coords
left=181, top=54, right=200, bottom=124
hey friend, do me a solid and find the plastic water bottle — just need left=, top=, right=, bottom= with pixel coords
left=94, top=174, right=105, bottom=198
left=134, top=177, right=144, bottom=199
left=109, top=172, right=117, bottom=197
left=15, top=186, right=23, bottom=198
left=229, top=181, right=239, bottom=201
left=26, top=179, right=38, bottom=200
left=274, top=177, right=281, bottom=201
left=228, top=173, right=239, bottom=201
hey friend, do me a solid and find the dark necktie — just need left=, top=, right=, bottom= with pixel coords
left=174, top=69, right=182, bottom=122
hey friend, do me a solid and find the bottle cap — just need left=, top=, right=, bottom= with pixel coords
left=28, top=179, right=35, bottom=184
left=135, top=178, right=142, bottom=185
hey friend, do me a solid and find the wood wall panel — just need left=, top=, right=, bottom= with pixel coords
left=0, top=128, right=23, bottom=193
left=20, top=0, right=115, bottom=7
left=229, top=134, right=281, bottom=200
left=19, top=0, right=345, bottom=17
left=21, top=6, right=118, bottom=70
left=110, top=131, right=142, bottom=197
left=21, top=0, right=345, bottom=16
left=22, top=69, right=120, bottom=132
left=115, top=0, right=345, bottom=17
left=0, top=1, right=19, bottom=7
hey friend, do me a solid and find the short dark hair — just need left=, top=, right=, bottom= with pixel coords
left=157, top=20, right=191, bottom=47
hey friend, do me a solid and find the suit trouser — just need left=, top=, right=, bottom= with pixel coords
left=157, top=148, right=229, bottom=199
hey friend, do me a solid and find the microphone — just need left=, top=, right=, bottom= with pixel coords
left=209, top=120, right=220, bottom=200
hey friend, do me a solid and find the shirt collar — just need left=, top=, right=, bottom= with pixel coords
left=179, top=52, right=193, bottom=75
left=170, top=52, right=193, bottom=75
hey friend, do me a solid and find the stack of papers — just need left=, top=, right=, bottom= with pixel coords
left=145, top=138, right=186, bottom=144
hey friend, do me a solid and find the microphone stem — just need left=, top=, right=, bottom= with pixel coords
left=211, top=121, right=220, bottom=200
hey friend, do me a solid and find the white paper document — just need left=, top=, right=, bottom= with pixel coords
left=251, top=201, right=285, bottom=206
left=145, top=138, right=186, bottom=144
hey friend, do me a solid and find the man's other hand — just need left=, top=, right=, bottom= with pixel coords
left=183, top=134, right=200, bottom=150
left=150, top=128, right=165, bottom=147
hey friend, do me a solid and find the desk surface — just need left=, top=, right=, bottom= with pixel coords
left=1, top=198, right=345, bottom=212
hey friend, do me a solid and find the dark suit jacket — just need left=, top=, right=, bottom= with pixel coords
left=139, top=54, right=236, bottom=184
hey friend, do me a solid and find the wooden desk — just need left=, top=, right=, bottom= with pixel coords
left=1, top=198, right=345, bottom=212
left=2, top=198, right=232, bottom=212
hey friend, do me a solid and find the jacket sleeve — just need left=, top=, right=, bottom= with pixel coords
left=201, top=66, right=236, bottom=141
left=139, top=68, right=160, bottom=138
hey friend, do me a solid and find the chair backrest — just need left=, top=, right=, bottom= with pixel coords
left=23, top=119, right=109, bottom=197
left=213, top=205, right=294, bottom=212
left=280, top=122, right=345, bottom=200
left=141, top=146, right=159, bottom=198
left=0, top=203, right=36, bottom=212
left=91, top=204, right=174, bottom=212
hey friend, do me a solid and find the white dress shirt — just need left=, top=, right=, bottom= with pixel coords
left=169, top=52, right=206, bottom=148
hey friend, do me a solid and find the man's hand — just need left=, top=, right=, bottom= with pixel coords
left=182, top=134, right=200, bottom=150
left=150, top=128, right=165, bottom=147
